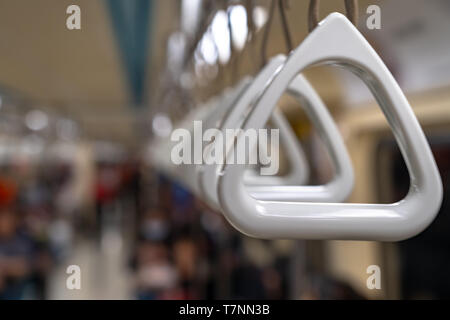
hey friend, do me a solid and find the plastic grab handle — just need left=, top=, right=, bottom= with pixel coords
left=199, top=55, right=354, bottom=208
left=242, top=107, right=310, bottom=187
left=217, top=13, right=443, bottom=241
left=178, top=78, right=252, bottom=196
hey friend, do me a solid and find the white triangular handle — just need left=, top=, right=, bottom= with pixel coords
left=165, top=76, right=307, bottom=197
left=217, top=13, right=443, bottom=241
left=199, top=55, right=354, bottom=208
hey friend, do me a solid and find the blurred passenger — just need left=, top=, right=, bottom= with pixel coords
left=135, top=241, right=177, bottom=300
left=173, top=236, right=201, bottom=299
left=0, top=188, right=34, bottom=299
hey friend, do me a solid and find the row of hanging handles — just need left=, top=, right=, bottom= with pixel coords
left=151, top=0, right=443, bottom=241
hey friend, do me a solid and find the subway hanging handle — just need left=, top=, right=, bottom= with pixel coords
left=217, top=12, right=443, bottom=241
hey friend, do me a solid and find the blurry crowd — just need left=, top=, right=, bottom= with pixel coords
left=131, top=171, right=365, bottom=300
left=132, top=173, right=294, bottom=299
left=0, top=158, right=74, bottom=299
left=0, top=147, right=364, bottom=300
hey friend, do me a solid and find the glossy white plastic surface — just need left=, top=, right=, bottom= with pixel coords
left=151, top=104, right=212, bottom=196
left=176, top=79, right=252, bottom=195
left=242, top=108, right=309, bottom=187
left=199, top=55, right=354, bottom=209
left=195, top=74, right=311, bottom=205
left=217, top=13, right=443, bottom=241
left=151, top=76, right=306, bottom=197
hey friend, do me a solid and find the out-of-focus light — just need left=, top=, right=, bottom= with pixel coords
left=211, top=10, right=231, bottom=64
left=25, top=110, right=48, bottom=131
left=22, top=134, right=45, bottom=156
left=253, top=6, right=268, bottom=30
left=152, top=113, right=172, bottom=138
left=229, top=5, right=248, bottom=50
left=167, top=31, right=186, bottom=74
left=199, top=30, right=218, bottom=65
left=56, top=118, right=79, bottom=141
left=181, top=0, right=202, bottom=36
